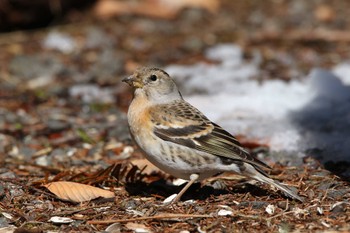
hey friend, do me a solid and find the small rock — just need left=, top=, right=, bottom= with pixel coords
left=217, top=209, right=233, bottom=216
left=0, top=217, right=9, bottom=228
left=121, top=199, right=138, bottom=210
left=35, top=155, right=52, bottom=166
left=69, top=84, right=115, bottom=103
left=277, top=201, right=291, bottom=210
left=9, top=55, right=63, bottom=81
left=47, top=119, right=70, bottom=132
left=89, top=49, right=124, bottom=83
left=85, top=27, right=114, bottom=49
left=163, top=194, right=177, bottom=205
left=51, top=148, right=69, bottom=162
left=9, top=185, right=24, bottom=197
left=9, top=146, right=35, bottom=161
left=43, top=31, right=77, bottom=53
left=265, top=204, right=276, bottom=215
left=239, top=201, right=268, bottom=209
left=317, top=181, right=335, bottom=191
left=172, top=179, right=187, bottom=186
left=0, top=172, right=16, bottom=179
left=317, top=207, right=324, bottom=215
left=330, top=202, right=347, bottom=213
left=327, top=189, right=350, bottom=199
left=49, top=216, right=74, bottom=224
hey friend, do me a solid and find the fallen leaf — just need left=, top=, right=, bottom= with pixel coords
left=314, top=4, right=335, bottom=22
left=159, top=0, right=220, bottom=13
left=105, top=222, right=122, bottom=233
left=44, top=181, right=115, bottom=203
left=125, top=222, right=151, bottom=233
left=94, top=0, right=219, bottom=20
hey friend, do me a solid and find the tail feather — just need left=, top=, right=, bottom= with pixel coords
left=244, top=163, right=304, bottom=202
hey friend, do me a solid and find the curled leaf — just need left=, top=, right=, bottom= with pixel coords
left=44, top=181, right=115, bottom=203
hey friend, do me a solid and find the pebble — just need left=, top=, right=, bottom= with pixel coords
left=0, top=217, right=9, bottom=228
left=43, top=31, right=77, bottom=53
left=239, top=201, right=268, bottom=209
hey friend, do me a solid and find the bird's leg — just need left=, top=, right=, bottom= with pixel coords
left=171, top=174, right=199, bottom=204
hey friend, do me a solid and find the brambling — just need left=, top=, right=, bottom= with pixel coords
left=123, top=67, right=303, bottom=203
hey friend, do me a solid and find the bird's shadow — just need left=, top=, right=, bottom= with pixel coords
left=290, top=69, right=350, bottom=181
left=125, top=179, right=275, bottom=201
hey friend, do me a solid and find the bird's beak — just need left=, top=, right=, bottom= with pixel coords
left=122, top=75, right=143, bottom=88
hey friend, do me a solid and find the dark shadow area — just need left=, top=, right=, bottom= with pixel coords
left=125, top=179, right=229, bottom=201
left=323, top=161, right=350, bottom=180
left=290, top=69, right=350, bottom=180
left=0, top=0, right=96, bottom=32
left=125, top=179, right=291, bottom=202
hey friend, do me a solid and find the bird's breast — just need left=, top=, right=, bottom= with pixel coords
left=127, top=96, right=158, bottom=154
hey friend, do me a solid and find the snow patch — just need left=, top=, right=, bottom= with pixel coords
left=165, top=44, right=350, bottom=164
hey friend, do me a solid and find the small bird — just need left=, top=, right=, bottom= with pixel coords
left=123, top=67, right=303, bottom=203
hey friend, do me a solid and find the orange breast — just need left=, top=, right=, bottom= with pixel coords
left=128, top=94, right=153, bottom=137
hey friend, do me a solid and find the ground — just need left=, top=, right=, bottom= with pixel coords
left=0, top=0, right=350, bottom=232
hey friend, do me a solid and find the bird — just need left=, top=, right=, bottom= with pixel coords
left=122, top=67, right=303, bottom=203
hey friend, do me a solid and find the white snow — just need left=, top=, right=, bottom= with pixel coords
left=165, top=44, right=350, bottom=163
left=333, top=62, right=350, bottom=85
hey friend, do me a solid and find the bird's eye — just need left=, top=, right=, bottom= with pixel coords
left=149, top=75, right=157, bottom=81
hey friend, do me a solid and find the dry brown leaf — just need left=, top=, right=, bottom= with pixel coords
left=125, top=222, right=151, bottom=232
left=159, top=0, right=220, bottom=13
left=94, top=0, right=220, bottom=20
left=314, top=4, right=335, bottom=22
left=44, top=181, right=115, bottom=203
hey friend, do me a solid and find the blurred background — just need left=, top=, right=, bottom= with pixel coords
left=1, top=0, right=350, bottom=178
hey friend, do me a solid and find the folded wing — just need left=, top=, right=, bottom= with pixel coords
left=150, top=100, right=271, bottom=173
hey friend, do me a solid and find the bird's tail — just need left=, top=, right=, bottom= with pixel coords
left=244, top=163, right=304, bottom=202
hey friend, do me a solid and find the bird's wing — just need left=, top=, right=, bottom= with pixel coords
left=149, top=100, right=271, bottom=171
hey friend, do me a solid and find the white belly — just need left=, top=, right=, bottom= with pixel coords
left=133, top=132, right=223, bottom=180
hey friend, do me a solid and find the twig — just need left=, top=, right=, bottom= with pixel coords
left=51, top=205, right=112, bottom=216
left=87, top=214, right=212, bottom=224
left=233, top=213, right=260, bottom=220
left=87, top=211, right=261, bottom=225
left=266, top=210, right=296, bottom=220
left=267, top=204, right=319, bottom=220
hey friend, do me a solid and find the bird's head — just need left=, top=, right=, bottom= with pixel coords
left=123, top=67, right=182, bottom=103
